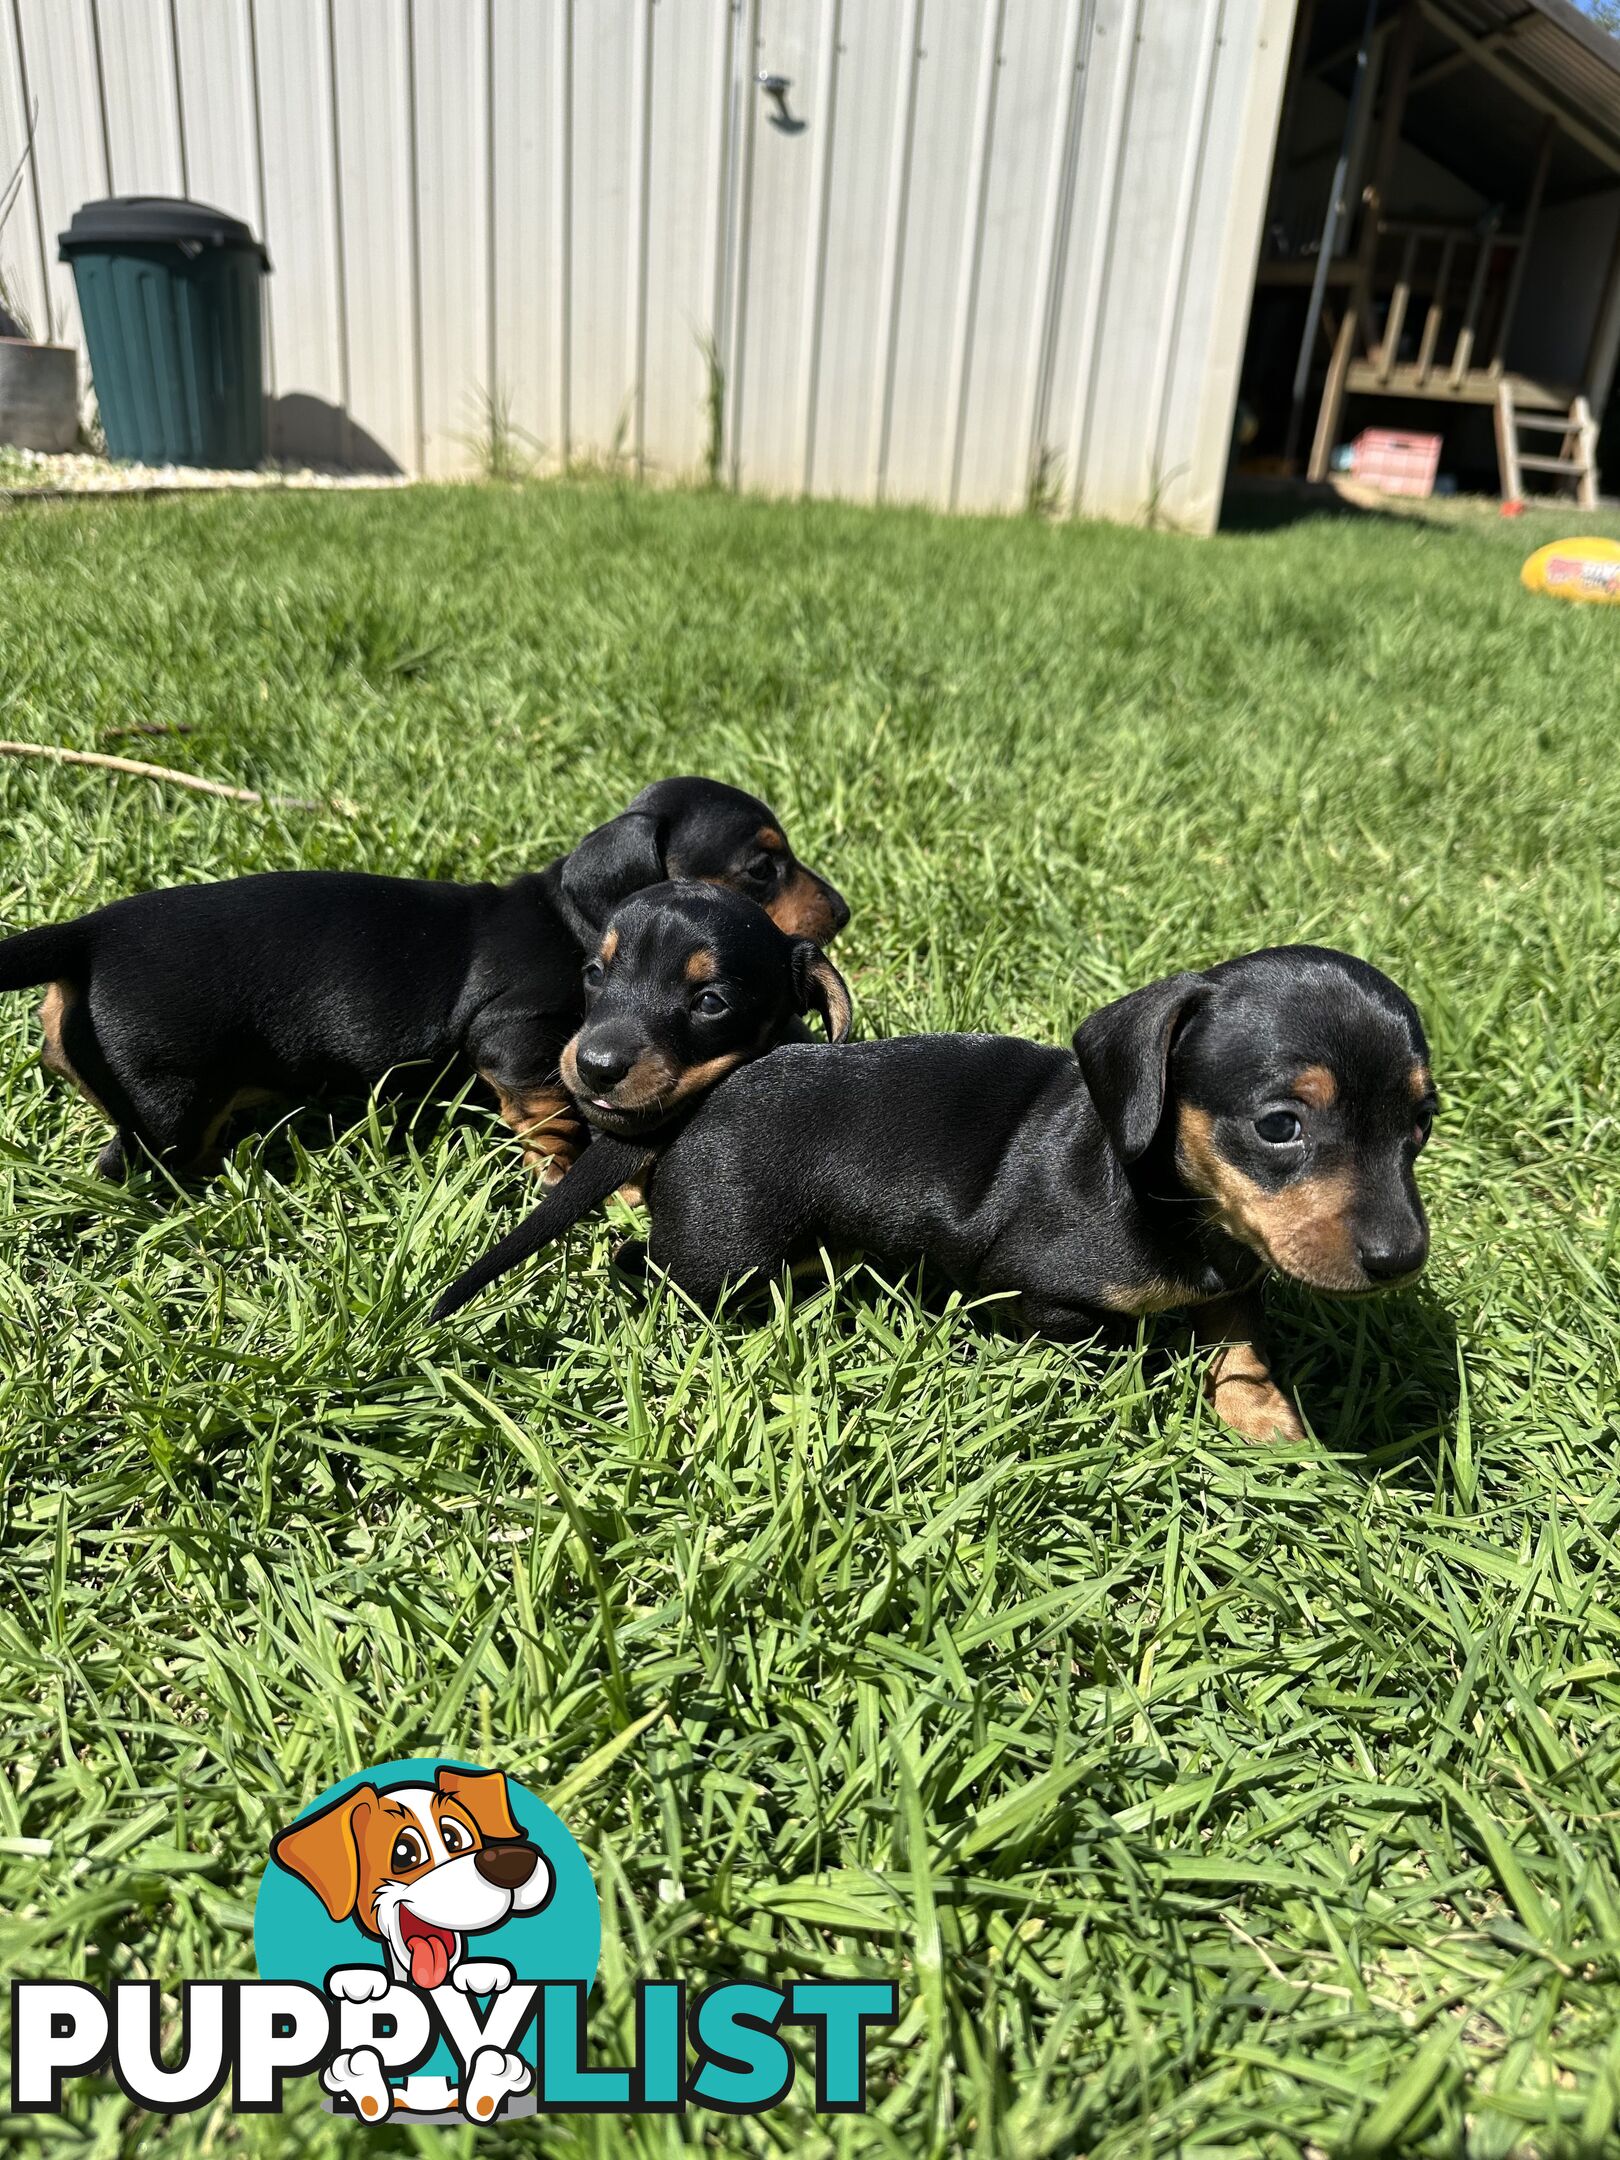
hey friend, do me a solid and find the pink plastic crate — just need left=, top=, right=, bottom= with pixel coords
left=1350, top=428, right=1442, bottom=498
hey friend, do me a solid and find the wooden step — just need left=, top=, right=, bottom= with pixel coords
left=1496, top=383, right=1598, bottom=505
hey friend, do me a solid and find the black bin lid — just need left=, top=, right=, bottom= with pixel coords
left=59, top=196, right=270, bottom=269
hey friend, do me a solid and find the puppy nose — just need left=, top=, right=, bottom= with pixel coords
left=1359, top=1235, right=1427, bottom=1282
left=574, top=1042, right=635, bottom=1094
left=826, top=887, right=851, bottom=934
left=474, top=1842, right=540, bottom=1889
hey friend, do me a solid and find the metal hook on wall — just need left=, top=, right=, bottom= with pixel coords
left=755, top=73, right=805, bottom=134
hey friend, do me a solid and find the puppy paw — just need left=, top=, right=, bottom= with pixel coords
left=461, top=2046, right=531, bottom=2122
left=450, top=1958, right=513, bottom=1996
left=327, top=1964, right=391, bottom=2003
left=1225, top=1387, right=1306, bottom=1444
left=1206, top=1350, right=1306, bottom=1444
left=323, top=2046, right=393, bottom=2120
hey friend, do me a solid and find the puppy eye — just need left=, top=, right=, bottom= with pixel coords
left=744, top=853, right=775, bottom=885
left=692, top=989, right=730, bottom=1018
left=1413, top=1108, right=1434, bottom=1150
left=582, top=959, right=604, bottom=988
left=390, top=1831, right=425, bottom=1872
left=441, top=1820, right=469, bottom=1853
left=1254, top=1110, right=1303, bottom=1145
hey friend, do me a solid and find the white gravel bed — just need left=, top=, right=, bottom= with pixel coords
left=0, top=447, right=410, bottom=494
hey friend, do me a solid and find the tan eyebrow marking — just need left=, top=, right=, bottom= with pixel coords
left=1410, top=1063, right=1433, bottom=1102
left=755, top=826, right=784, bottom=852
left=1293, top=1064, right=1336, bottom=1108
left=684, top=946, right=718, bottom=983
left=599, top=927, right=618, bottom=963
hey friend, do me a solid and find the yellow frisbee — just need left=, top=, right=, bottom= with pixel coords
left=1521, top=534, right=1620, bottom=603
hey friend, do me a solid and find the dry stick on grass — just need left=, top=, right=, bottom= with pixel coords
left=0, top=738, right=350, bottom=815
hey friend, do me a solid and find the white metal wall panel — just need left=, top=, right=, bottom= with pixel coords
left=938, top=0, right=1006, bottom=511
left=410, top=0, right=489, bottom=477
left=880, top=1, right=986, bottom=505
left=570, top=3, right=636, bottom=458
left=1080, top=3, right=1213, bottom=519
left=1038, top=0, right=1292, bottom=530
left=2, top=0, right=1293, bottom=532
left=1150, top=0, right=1294, bottom=532
left=170, top=1, right=260, bottom=238
left=952, top=0, right=1075, bottom=512
left=331, top=0, right=415, bottom=472
left=253, top=0, right=345, bottom=464
left=93, top=0, right=184, bottom=198
left=11, top=0, right=108, bottom=353
left=732, top=0, right=841, bottom=491
left=0, top=8, right=53, bottom=345
left=1051, top=0, right=1147, bottom=519
left=625, top=0, right=653, bottom=471
left=803, top=0, right=906, bottom=501
left=489, top=0, right=561, bottom=467
left=641, top=0, right=729, bottom=481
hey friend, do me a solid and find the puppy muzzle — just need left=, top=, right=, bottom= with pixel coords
left=766, top=871, right=848, bottom=944
left=561, top=1034, right=678, bottom=1132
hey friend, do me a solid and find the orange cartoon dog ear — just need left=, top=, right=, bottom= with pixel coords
left=270, top=1784, right=378, bottom=1922
left=437, top=1766, right=522, bottom=1843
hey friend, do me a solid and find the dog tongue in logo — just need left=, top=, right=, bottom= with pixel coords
left=400, top=1911, right=455, bottom=1990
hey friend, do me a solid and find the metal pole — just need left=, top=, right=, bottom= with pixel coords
left=1283, top=0, right=1379, bottom=468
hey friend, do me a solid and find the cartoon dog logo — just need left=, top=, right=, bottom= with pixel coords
left=270, top=1765, right=553, bottom=2122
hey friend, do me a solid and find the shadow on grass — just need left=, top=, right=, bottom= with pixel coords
left=1267, top=1279, right=1461, bottom=1484
left=80, top=1082, right=515, bottom=1194
left=1218, top=476, right=1463, bottom=538
left=622, top=1251, right=1464, bottom=1486
left=247, top=1086, right=504, bottom=1176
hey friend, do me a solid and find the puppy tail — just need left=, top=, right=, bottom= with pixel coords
left=431, top=1134, right=652, bottom=1322
left=0, top=920, right=85, bottom=993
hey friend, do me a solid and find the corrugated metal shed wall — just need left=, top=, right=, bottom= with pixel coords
left=0, top=0, right=1293, bottom=531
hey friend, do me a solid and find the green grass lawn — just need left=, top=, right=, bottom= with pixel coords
left=0, top=479, right=1617, bottom=2158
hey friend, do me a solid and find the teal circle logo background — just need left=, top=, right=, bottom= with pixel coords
left=252, top=1756, right=599, bottom=2077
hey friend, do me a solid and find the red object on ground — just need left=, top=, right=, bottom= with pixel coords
left=1350, top=428, right=1442, bottom=498
left=1500, top=499, right=1526, bottom=517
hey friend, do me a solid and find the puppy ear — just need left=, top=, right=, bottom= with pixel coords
left=436, top=1765, right=523, bottom=1844
left=1072, top=972, right=1208, bottom=1162
left=792, top=943, right=853, bottom=1042
left=270, top=1785, right=377, bottom=1922
left=556, top=811, right=663, bottom=942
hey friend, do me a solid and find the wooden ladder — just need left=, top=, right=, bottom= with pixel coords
left=1495, top=382, right=1599, bottom=507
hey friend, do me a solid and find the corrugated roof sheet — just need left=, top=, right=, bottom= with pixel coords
left=1314, top=0, right=1620, bottom=199
left=1445, top=0, right=1620, bottom=154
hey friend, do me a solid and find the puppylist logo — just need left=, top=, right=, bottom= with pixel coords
left=10, top=1756, right=897, bottom=2124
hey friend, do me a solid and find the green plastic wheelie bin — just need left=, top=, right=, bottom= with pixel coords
left=59, top=196, right=270, bottom=468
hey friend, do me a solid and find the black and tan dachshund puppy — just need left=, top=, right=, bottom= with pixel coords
left=430, top=879, right=852, bottom=1316
left=563, top=881, right=851, bottom=1139
left=0, top=775, right=847, bottom=1180
left=436, top=947, right=1436, bottom=1442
